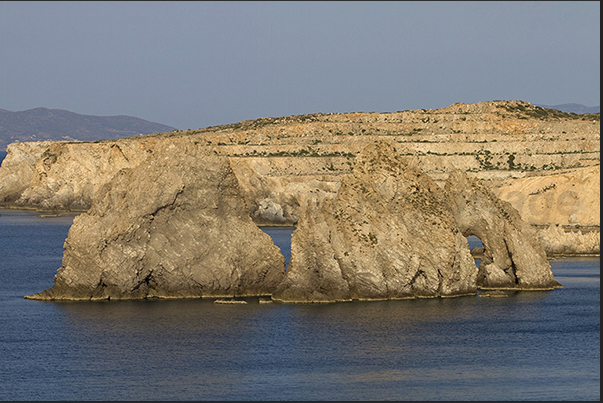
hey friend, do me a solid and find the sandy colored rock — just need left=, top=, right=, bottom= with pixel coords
left=1, top=139, right=154, bottom=211
left=272, top=141, right=479, bottom=303
left=0, top=141, right=53, bottom=205
left=25, top=141, right=286, bottom=301
left=536, top=224, right=600, bottom=256
left=492, top=166, right=600, bottom=227
left=1, top=101, right=598, bottom=231
left=444, top=170, right=562, bottom=290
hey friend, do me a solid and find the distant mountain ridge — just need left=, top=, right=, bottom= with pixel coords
left=534, top=103, right=600, bottom=114
left=0, top=107, right=177, bottom=151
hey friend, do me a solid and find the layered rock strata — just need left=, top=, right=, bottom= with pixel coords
left=25, top=139, right=562, bottom=303
left=25, top=142, right=286, bottom=301
left=1, top=101, right=599, bottom=231
left=1, top=101, right=598, bottom=260
left=272, top=142, right=560, bottom=304
left=0, top=139, right=153, bottom=210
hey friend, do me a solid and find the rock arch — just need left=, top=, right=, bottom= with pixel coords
left=444, top=169, right=561, bottom=290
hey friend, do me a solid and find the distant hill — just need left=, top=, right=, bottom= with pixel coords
left=0, top=107, right=177, bottom=151
left=534, top=103, right=600, bottom=114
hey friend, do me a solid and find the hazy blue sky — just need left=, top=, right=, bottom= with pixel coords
left=1, top=1, right=600, bottom=130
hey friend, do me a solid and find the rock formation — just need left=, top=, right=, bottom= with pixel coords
left=444, top=170, right=562, bottom=290
left=0, top=141, right=55, bottom=205
left=272, top=141, right=560, bottom=304
left=1, top=101, right=596, bottom=300
left=536, top=224, right=600, bottom=256
left=0, top=138, right=154, bottom=211
left=24, top=138, right=563, bottom=303
left=25, top=141, right=286, bottom=301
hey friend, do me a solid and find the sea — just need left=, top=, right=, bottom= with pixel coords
left=0, top=209, right=599, bottom=401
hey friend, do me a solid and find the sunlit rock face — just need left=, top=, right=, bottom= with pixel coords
left=272, top=141, right=479, bottom=303
left=1, top=101, right=599, bottom=232
left=24, top=138, right=562, bottom=303
left=492, top=165, right=600, bottom=228
left=26, top=142, right=286, bottom=301
left=536, top=224, right=600, bottom=256
left=444, top=169, right=562, bottom=291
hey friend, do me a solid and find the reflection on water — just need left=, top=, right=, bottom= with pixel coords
left=44, top=282, right=597, bottom=400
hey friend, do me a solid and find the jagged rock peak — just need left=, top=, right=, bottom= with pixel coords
left=272, top=141, right=479, bottom=303
left=26, top=143, right=286, bottom=301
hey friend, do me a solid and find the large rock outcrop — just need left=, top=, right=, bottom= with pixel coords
left=272, top=142, right=480, bottom=303
left=0, top=139, right=155, bottom=211
left=25, top=142, right=286, bottom=301
left=0, top=141, right=55, bottom=205
left=445, top=170, right=562, bottom=290
left=272, top=141, right=562, bottom=303
left=24, top=139, right=563, bottom=303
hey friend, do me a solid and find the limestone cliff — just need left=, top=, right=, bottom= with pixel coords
left=1, top=100, right=599, bottom=260
left=0, top=138, right=157, bottom=211
left=25, top=142, right=286, bottom=301
left=536, top=224, right=600, bottom=256
left=0, top=141, right=54, bottom=205
left=1, top=101, right=598, bottom=229
left=24, top=139, right=562, bottom=303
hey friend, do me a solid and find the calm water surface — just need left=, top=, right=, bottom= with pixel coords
left=0, top=209, right=599, bottom=400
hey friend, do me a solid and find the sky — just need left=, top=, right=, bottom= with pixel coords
left=0, top=1, right=600, bottom=130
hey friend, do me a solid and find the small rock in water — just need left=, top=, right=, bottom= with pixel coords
left=478, top=290, right=509, bottom=298
left=214, top=299, right=248, bottom=304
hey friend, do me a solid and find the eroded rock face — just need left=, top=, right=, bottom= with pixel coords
left=444, top=169, right=562, bottom=290
left=0, top=139, right=154, bottom=211
left=0, top=141, right=53, bottom=205
left=25, top=142, right=286, bottom=301
left=536, top=224, right=600, bottom=256
left=24, top=138, right=563, bottom=303
left=492, top=166, right=600, bottom=227
left=272, top=141, right=479, bottom=303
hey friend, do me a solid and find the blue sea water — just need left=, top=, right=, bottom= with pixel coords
left=0, top=209, right=599, bottom=401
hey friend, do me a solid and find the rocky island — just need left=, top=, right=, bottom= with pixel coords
left=0, top=100, right=597, bottom=302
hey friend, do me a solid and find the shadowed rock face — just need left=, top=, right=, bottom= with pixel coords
left=26, top=142, right=286, bottom=301
left=444, top=170, right=562, bottom=290
left=272, top=141, right=479, bottom=303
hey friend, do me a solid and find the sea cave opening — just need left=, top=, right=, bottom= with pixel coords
left=466, top=235, right=483, bottom=267
left=259, top=226, right=296, bottom=268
